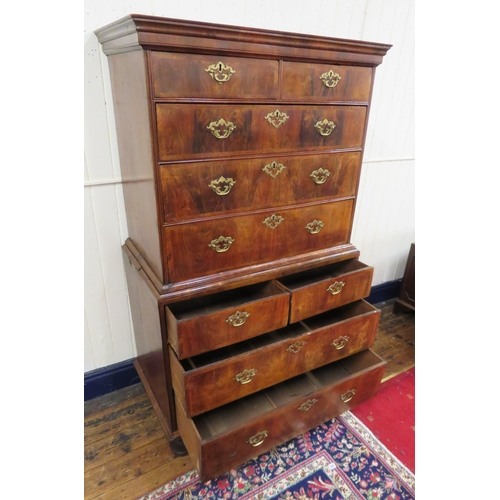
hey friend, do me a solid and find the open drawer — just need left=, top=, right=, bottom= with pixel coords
left=277, top=259, right=374, bottom=322
left=176, top=349, right=386, bottom=481
left=166, top=281, right=290, bottom=359
left=170, top=300, right=380, bottom=417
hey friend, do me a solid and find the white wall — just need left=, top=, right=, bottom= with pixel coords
left=84, top=0, right=415, bottom=372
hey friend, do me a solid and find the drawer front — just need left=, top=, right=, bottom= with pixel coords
left=279, top=260, right=374, bottom=322
left=166, top=282, right=290, bottom=359
left=156, top=104, right=366, bottom=161
left=160, top=152, right=361, bottom=222
left=165, top=200, right=353, bottom=283
left=281, top=62, right=373, bottom=102
left=176, top=350, right=386, bottom=481
left=170, top=300, right=380, bottom=417
left=150, top=52, right=279, bottom=99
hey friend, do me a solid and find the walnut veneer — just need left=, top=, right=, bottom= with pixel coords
left=96, top=14, right=391, bottom=480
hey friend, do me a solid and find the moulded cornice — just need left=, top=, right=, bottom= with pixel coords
left=95, top=14, right=392, bottom=66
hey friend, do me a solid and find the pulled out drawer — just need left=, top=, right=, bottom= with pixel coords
left=277, top=259, right=374, bottom=322
left=170, top=300, right=380, bottom=417
left=166, top=281, right=290, bottom=359
left=176, top=348, right=386, bottom=481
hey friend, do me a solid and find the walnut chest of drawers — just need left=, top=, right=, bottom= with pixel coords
left=95, top=14, right=391, bottom=481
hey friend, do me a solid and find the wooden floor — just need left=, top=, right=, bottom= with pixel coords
left=84, top=299, right=415, bottom=500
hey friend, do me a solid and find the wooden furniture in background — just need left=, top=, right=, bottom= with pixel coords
left=394, top=243, right=415, bottom=313
left=95, top=15, right=391, bottom=481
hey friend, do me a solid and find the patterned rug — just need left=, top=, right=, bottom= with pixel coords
left=137, top=412, right=415, bottom=499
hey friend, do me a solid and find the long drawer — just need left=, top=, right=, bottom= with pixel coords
left=156, top=104, right=366, bottom=161
left=160, top=151, right=361, bottom=222
left=165, top=281, right=290, bottom=359
left=170, top=300, right=380, bottom=417
left=164, top=200, right=353, bottom=283
left=175, top=349, right=386, bottom=481
left=277, top=259, right=374, bottom=322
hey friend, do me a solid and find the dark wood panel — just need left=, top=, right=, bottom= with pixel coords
left=282, top=62, right=372, bottom=102
left=156, top=104, right=367, bottom=161
left=150, top=51, right=279, bottom=99
left=160, top=151, right=361, bottom=222
left=164, top=200, right=353, bottom=283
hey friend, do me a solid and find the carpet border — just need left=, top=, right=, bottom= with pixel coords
left=338, top=411, right=415, bottom=492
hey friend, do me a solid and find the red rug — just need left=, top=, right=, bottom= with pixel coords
left=351, top=367, right=415, bottom=472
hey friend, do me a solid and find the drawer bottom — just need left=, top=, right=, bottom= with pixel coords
left=175, top=349, right=386, bottom=481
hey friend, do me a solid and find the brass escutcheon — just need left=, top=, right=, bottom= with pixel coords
left=234, top=368, right=257, bottom=385
left=205, top=61, right=235, bottom=84
left=226, top=311, right=250, bottom=327
left=287, top=340, right=307, bottom=353
left=332, top=335, right=349, bottom=349
left=310, top=167, right=331, bottom=184
left=265, top=109, right=289, bottom=129
left=247, top=430, right=268, bottom=447
left=305, top=220, right=324, bottom=234
left=208, top=235, right=234, bottom=253
left=320, top=70, right=342, bottom=88
left=315, top=119, right=336, bottom=136
left=207, top=118, right=236, bottom=139
left=208, top=176, right=236, bottom=195
left=263, top=161, right=286, bottom=178
left=327, top=281, right=345, bottom=295
left=263, top=214, right=284, bottom=230
left=340, top=389, right=356, bottom=403
left=298, top=399, right=318, bottom=411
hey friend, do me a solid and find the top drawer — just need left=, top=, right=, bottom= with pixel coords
left=281, top=62, right=373, bottom=102
left=150, top=52, right=279, bottom=99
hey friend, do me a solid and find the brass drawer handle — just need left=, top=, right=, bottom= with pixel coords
left=207, top=118, right=236, bottom=139
left=287, top=340, right=307, bottom=353
left=327, top=281, right=345, bottom=295
left=234, top=368, right=257, bottom=385
left=263, top=214, right=284, bottom=230
left=298, top=399, right=318, bottom=411
left=310, top=167, right=331, bottom=184
left=208, top=176, right=236, bottom=195
left=320, top=70, right=342, bottom=88
left=205, top=61, right=235, bottom=84
left=247, top=430, right=268, bottom=447
left=208, top=235, right=234, bottom=253
left=265, top=109, right=289, bottom=129
left=340, top=389, right=356, bottom=403
left=331, top=335, right=349, bottom=349
left=305, top=220, right=324, bottom=234
left=315, top=119, right=336, bottom=136
left=263, top=161, right=286, bottom=178
left=226, top=311, right=250, bottom=327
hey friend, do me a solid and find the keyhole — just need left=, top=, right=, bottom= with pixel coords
left=218, top=62, right=223, bottom=72
left=274, top=110, right=279, bottom=118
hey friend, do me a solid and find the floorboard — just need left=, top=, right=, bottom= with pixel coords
left=84, top=299, right=415, bottom=500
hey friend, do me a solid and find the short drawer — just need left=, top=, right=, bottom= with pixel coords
left=150, top=51, right=279, bottom=99
left=277, top=259, right=374, bottom=322
left=281, top=62, right=373, bottom=102
left=156, top=104, right=366, bottom=161
left=160, top=151, right=361, bottom=222
left=165, top=281, right=290, bottom=359
left=164, top=200, right=353, bottom=283
left=175, top=349, right=386, bottom=481
left=170, top=299, right=380, bottom=417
